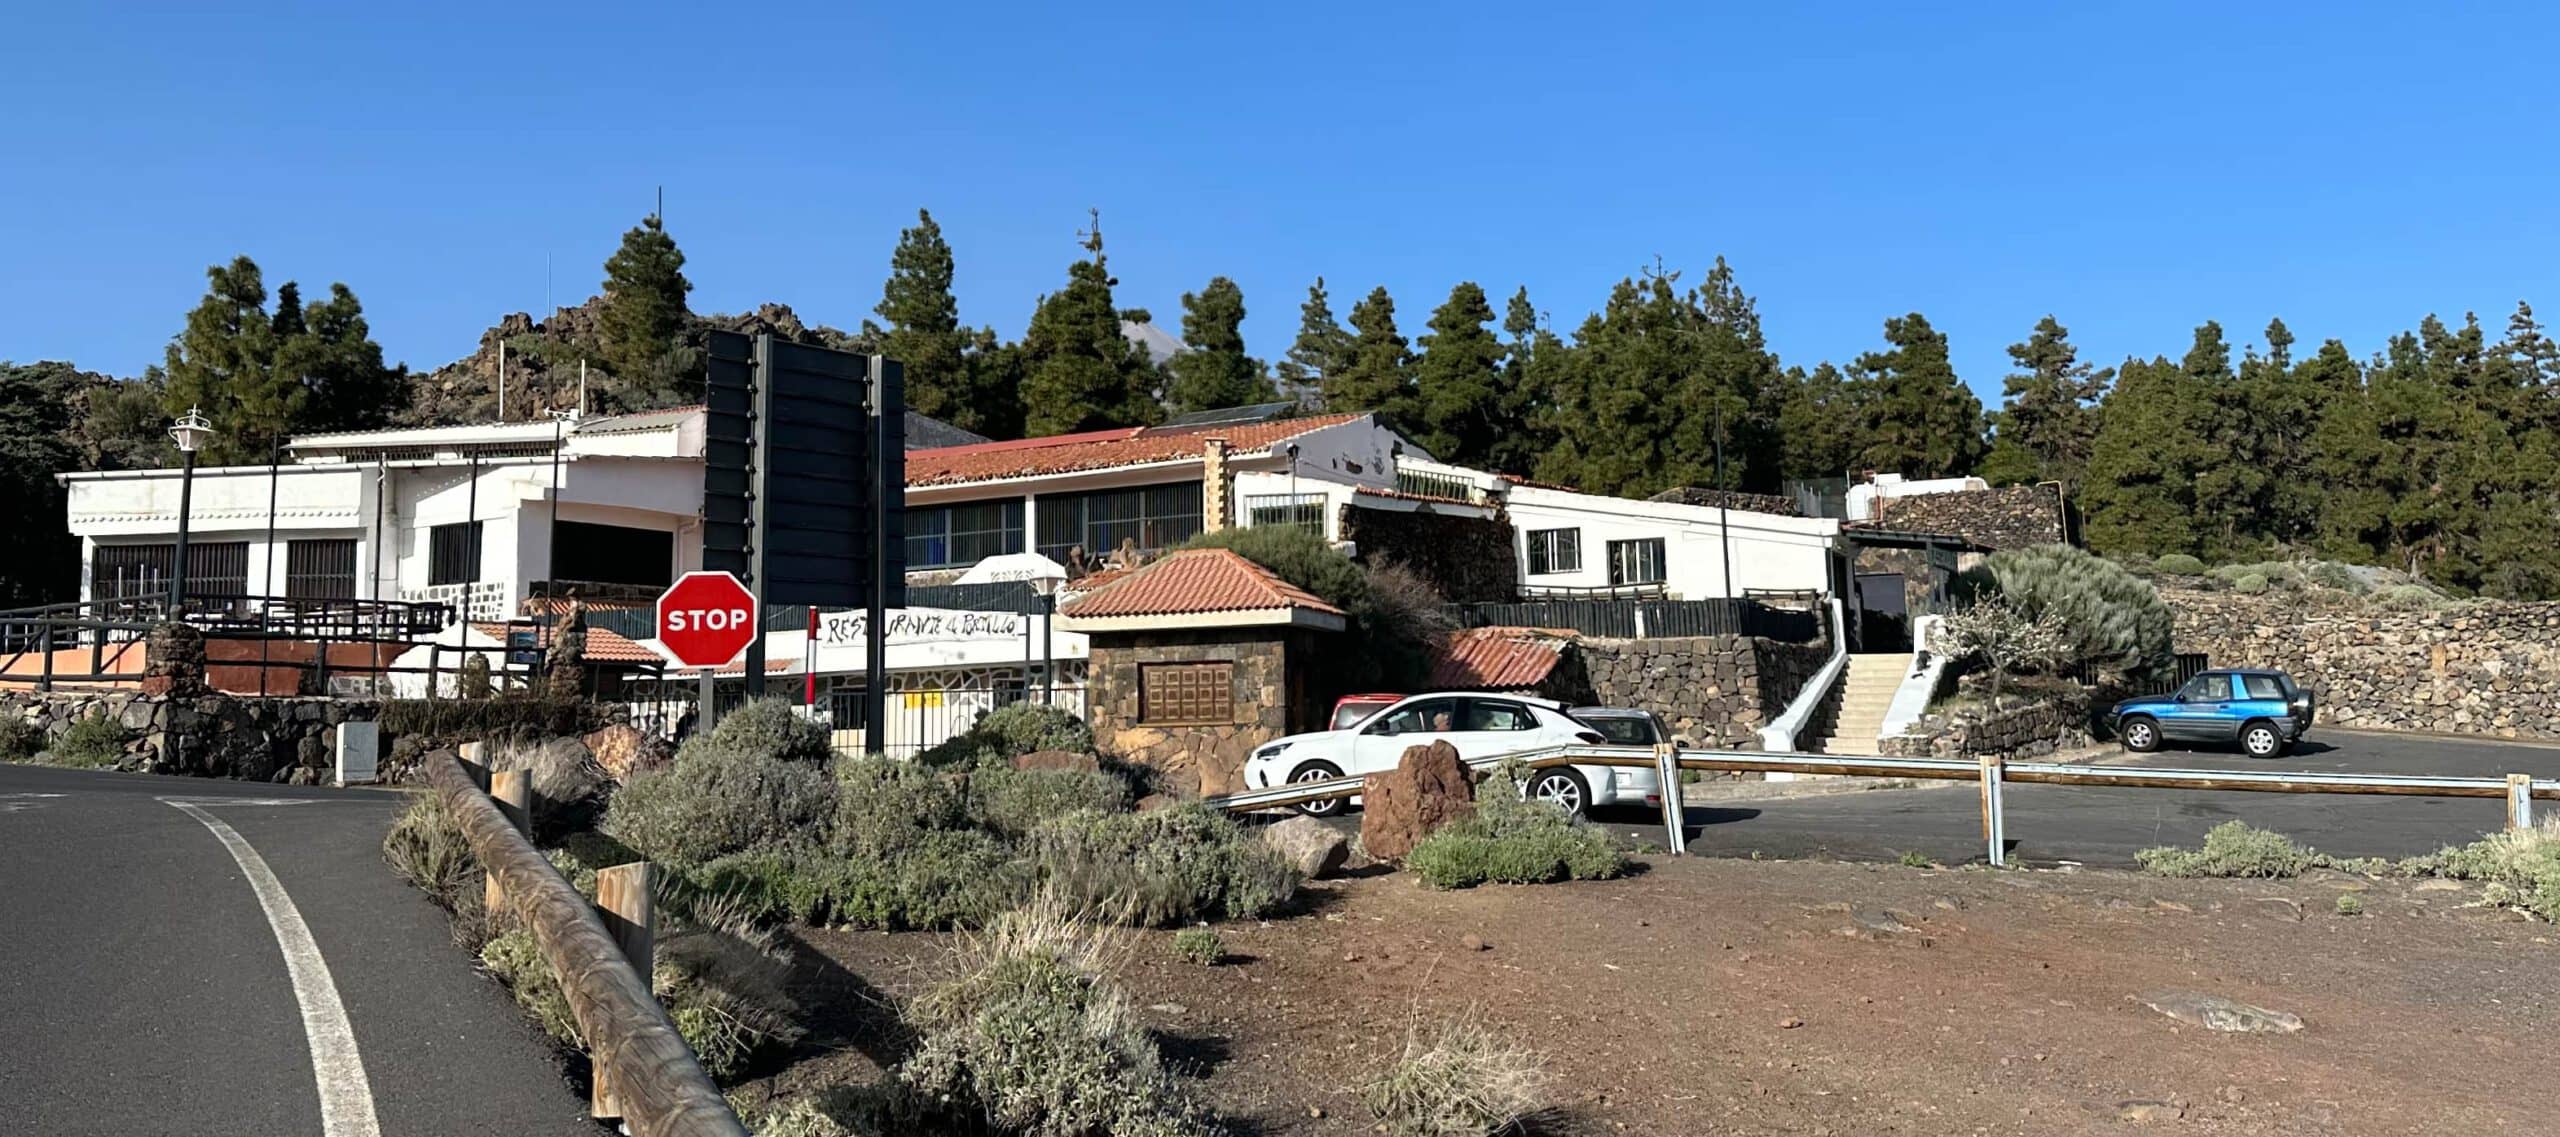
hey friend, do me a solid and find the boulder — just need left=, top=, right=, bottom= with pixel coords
left=1359, top=740, right=1475, bottom=864
left=581, top=723, right=667, bottom=783
left=1013, top=748, right=1103, bottom=774
left=1261, top=815, right=1350, bottom=879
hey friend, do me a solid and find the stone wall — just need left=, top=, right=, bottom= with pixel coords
left=2164, top=586, right=2560, bottom=737
left=1881, top=684, right=2093, bottom=761
left=1576, top=634, right=1828, bottom=748
left=1339, top=503, right=1520, bottom=603
left=1871, top=485, right=2065, bottom=550
left=1645, top=487, right=1801, bottom=516
left=1, top=690, right=380, bottom=783
left=1087, top=630, right=1308, bottom=797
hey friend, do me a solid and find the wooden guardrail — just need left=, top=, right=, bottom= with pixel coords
left=426, top=750, right=747, bottom=1137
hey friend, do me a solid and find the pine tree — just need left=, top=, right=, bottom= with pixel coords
left=1484, top=286, right=1563, bottom=476
left=872, top=209, right=1019, bottom=437
left=2082, top=356, right=2216, bottom=556
left=1325, top=286, right=1415, bottom=423
left=595, top=212, right=695, bottom=408
left=1852, top=313, right=1984, bottom=479
left=1981, top=315, right=2110, bottom=488
left=1407, top=282, right=1507, bottom=466
left=1017, top=213, right=1162, bottom=435
left=294, top=283, right=408, bottom=434
left=1541, top=260, right=1784, bottom=497
left=0, top=362, right=83, bottom=606
left=161, top=256, right=292, bottom=464
left=1777, top=362, right=1866, bottom=481
left=2237, top=318, right=2328, bottom=547
left=1164, top=276, right=1274, bottom=412
left=269, top=281, right=306, bottom=340
left=1274, top=277, right=1353, bottom=398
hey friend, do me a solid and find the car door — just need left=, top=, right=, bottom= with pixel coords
left=1353, top=697, right=1464, bottom=772
left=1449, top=697, right=1547, bottom=760
left=2158, top=673, right=2238, bottom=740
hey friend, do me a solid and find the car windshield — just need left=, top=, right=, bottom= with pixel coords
left=1578, top=716, right=1654, bottom=745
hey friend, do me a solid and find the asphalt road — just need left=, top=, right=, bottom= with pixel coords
left=0, top=764, right=599, bottom=1137
left=1593, top=728, right=2560, bottom=867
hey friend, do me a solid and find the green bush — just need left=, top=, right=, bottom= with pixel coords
left=654, top=927, right=804, bottom=1082
left=2152, top=553, right=2205, bottom=576
left=1182, top=525, right=1433, bottom=690
left=962, top=765, right=1131, bottom=837
left=604, top=717, right=839, bottom=868
left=2400, top=821, right=2560, bottom=921
left=49, top=710, right=128, bottom=769
left=2306, top=560, right=2366, bottom=593
left=2375, top=583, right=2447, bottom=610
left=2334, top=893, right=2364, bottom=917
left=1171, top=928, right=1223, bottom=966
left=1361, top=1021, right=1547, bottom=1137
left=692, top=833, right=1023, bottom=931
left=2135, top=821, right=2320, bottom=879
left=830, top=755, right=968, bottom=852
left=695, top=698, right=834, bottom=765
left=1959, top=544, right=2174, bottom=681
left=916, top=701, right=1094, bottom=768
left=481, top=928, right=582, bottom=1046
left=1406, top=783, right=1628, bottom=890
left=2232, top=573, right=2269, bottom=594
left=1024, top=804, right=1300, bottom=926
left=0, top=714, right=37, bottom=762
left=900, top=902, right=1212, bottom=1137
left=379, top=695, right=593, bottom=743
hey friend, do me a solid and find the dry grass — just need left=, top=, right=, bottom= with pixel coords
left=1361, top=1018, right=1548, bottom=1137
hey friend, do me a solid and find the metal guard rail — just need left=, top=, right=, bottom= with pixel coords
left=1203, top=743, right=2560, bottom=814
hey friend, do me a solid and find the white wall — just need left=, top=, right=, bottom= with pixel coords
left=1505, top=486, right=1838, bottom=599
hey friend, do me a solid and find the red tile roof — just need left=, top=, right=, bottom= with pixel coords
left=1426, top=626, right=1576, bottom=690
left=905, top=414, right=1363, bottom=487
left=471, top=623, right=660, bottom=664
left=1061, top=548, right=1346, bottom=620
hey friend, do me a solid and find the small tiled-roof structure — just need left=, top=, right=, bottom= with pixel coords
left=1427, top=626, right=1576, bottom=691
left=470, top=622, right=661, bottom=665
left=1058, top=548, right=1346, bottom=632
left=905, top=414, right=1362, bottom=488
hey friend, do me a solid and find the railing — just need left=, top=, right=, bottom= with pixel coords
left=1446, top=596, right=1821, bottom=641
left=1204, top=741, right=2558, bottom=868
left=1394, top=467, right=1480, bottom=501
left=0, top=594, right=523, bottom=696
left=1242, top=492, right=1328, bottom=536
left=1759, top=596, right=1849, bottom=752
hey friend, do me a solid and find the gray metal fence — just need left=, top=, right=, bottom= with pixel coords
left=1445, top=597, right=1821, bottom=642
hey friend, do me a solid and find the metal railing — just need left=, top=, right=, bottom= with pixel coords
left=1446, top=596, right=1821, bottom=641
left=1204, top=743, right=2559, bottom=867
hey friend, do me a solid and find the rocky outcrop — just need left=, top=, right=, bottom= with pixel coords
left=2164, top=586, right=2560, bottom=738
left=1577, top=634, right=1826, bottom=748
left=1867, top=485, right=2065, bottom=550
left=581, top=722, right=668, bottom=783
left=1881, top=685, right=2093, bottom=761
left=405, top=299, right=869, bottom=424
left=1646, top=487, right=1800, bottom=517
left=1360, top=741, right=1475, bottom=863
left=1261, top=815, right=1350, bottom=879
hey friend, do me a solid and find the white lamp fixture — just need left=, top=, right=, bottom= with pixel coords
left=168, top=407, right=217, bottom=453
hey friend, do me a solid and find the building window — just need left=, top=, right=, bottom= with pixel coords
left=285, top=539, right=358, bottom=600
left=1139, top=661, right=1234, bottom=725
left=430, top=521, right=483, bottom=586
left=551, top=521, right=674, bottom=587
left=1243, top=493, right=1326, bottom=536
left=1607, top=538, right=1666, bottom=586
left=92, top=543, right=173, bottom=601
left=1526, top=528, right=1581, bottom=575
left=1035, top=483, right=1204, bottom=562
left=906, top=501, right=1025, bottom=570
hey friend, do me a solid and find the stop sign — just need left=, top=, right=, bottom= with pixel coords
left=656, top=571, right=759, bottom=669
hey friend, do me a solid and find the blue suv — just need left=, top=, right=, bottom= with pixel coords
left=2112, top=669, right=2315, bottom=759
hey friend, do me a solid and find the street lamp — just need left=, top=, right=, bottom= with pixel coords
left=1031, top=574, right=1062, bottom=703
left=167, top=408, right=218, bottom=613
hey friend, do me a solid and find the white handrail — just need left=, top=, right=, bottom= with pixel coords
left=1757, top=595, right=1848, bottom=754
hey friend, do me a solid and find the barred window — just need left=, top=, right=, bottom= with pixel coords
left=285, top=539, right=358, bottom=600
left=1527, top=528, right=1581, bottom=575
left=906, top=500, right=1026, bottom=570
left=1036, top=483, right=1204, bottom=562
left=430, top=522, right=483, bottom=586
left=1139, top=662, right=1234, bottom=725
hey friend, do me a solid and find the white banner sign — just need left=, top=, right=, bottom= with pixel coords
left=818, top=608, right=1024, bottom=647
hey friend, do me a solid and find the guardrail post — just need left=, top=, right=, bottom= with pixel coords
left=592, top=861, right=656, bottom=1121
left=1978, top=755, right=2007, bottom=867
left=2508, top=774, right=2534, bottom=831
left=1653, top=743, right=1687, bottom=855
left=485, top=769, right=530, bottom=916
left=457, top=740, right=489, bottom=790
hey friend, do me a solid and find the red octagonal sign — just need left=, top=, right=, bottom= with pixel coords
left=656, top=571, right=759, bottom=669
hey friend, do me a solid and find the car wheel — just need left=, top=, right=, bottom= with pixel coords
left=1524, top=767, right=1590, bottom=819
left=1288, top=760, right=1348, bottom=816
left=2121, top=716, right=2161, bottom=753
left=2241, top=721, right=2286, bottom=759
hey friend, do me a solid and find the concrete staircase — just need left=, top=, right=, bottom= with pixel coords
left=1808, top=652, right=1908, bottom=755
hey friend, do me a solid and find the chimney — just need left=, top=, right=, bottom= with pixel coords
left=1202, top=436, right=1232, bottom=532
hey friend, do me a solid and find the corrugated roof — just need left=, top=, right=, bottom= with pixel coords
left=905, top=414, right=1362, bottom=488
left=1061, top=548, right=1345, bottom=620
left=1426, top=626, right=1575, bottom=690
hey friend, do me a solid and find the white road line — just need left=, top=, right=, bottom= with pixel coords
left=167, top=800, right=382, bottom=1137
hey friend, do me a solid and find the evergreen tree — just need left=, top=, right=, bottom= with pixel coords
left=1164, top=276, right=1275, bottom=412
left=0, top=362, right=90, bottom=605
left=1407, top=282, right=1507, bottom=466
left=1274, top=277, right=1354, bottom=398
left=161, top=256, right=292, bottom=464
left=1851, top=313, right=1984, bottom=479
left=1325, top=286, right=1415, bottom=424
left=2081, top=356, right=2216, bottom=556
left=1541, top=260, right=1784, bottom=497
left=1485, top=286, right=1563, bottom=476
left=1777, top=362, right=1866, bottom=481
left=1017, top=214, right=1162, bottom=435
left=270, top=281, right=306, bottom=340
left=595, top=212, right=695, bottom=408
left=2237, top=318, right=2328, bottom=547
left=291, top=283, right=407, bottom=434
left=1980, top=315, right=2109, bottom=488
left=871, top=209, right=1020, bottom=437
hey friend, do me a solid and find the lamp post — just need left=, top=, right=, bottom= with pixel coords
left=1032, top=575, right=1062, bottom=703
left=167, top=408, right=218, bottom=614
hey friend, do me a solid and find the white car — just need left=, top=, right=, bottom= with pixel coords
left=1242, top=692, right=1658, bottom=819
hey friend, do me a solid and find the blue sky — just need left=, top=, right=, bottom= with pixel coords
left=5, top=2, right=2554, bottom=403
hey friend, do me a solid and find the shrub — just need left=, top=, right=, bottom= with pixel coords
left=1360, top=1020, right=1546, bottom=1137
left=1407, top=777, right=1627, bottom=890
left=962, top=765, right=1131, bottom=837
left=2232, top=573, right=2269, bottom=594
left=654, top=927, right=804, bottom=1082
left=1959, top=544, right=2174, bottom=682
left=383, top=793, right=479, bottom=911
left=0, top=714, right=38, bottom=762
left=2135, top=821, right=2319, bottom=879
left=2375, top=583, right=2447, bottom=610
left=696, top=698, right=834, bottom=765
left=900, top=900, right=1211, bottom=1137
left=1928, top=599, right=2069, bottom=704
left=2400, top=820, right=2560, bottom=921
left=604, top=722, right=839, bottom=868
left=2151, top=553, right=2205, bottom=576
left=481, top=928, right=582, bottom=1046
left=817, top=830, right=1024, bottom=930
left=1171, top=928, right=1223, bottom=966
left=2335, top=893, right=2364, bottom=917
left=916, top=701, right=1094, bottom=769
left=2306, top=560, right=2366, bottom=593
left=50, top=710, right=128, bottom=769
left=1025, top=804, right=1300, bottom=926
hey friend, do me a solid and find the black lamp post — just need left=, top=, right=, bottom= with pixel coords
left=1032, top=574, right=1061, bottom=703
left=167, top=407, right=217, bottom=614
